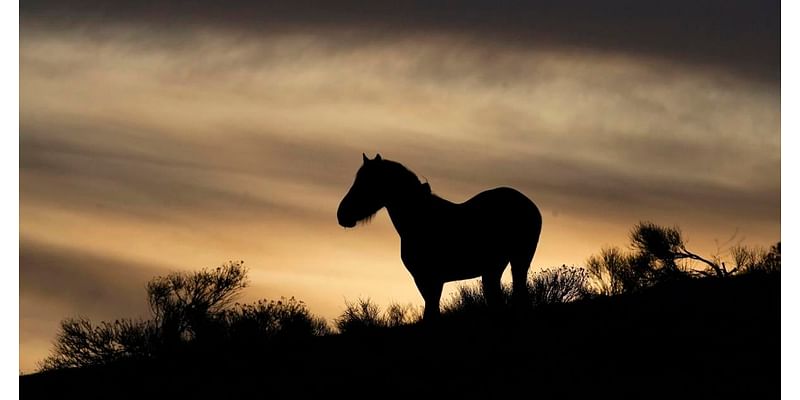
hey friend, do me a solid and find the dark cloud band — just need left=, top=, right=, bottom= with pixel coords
left=21, top=0, right=778, bottom=83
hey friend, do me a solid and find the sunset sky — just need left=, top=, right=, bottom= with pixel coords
left=19, top=1, right=779, bottom=372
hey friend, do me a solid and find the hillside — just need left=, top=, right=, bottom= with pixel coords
left=20, top=272, right=779, bottom=399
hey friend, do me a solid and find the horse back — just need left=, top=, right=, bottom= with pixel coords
left=425, top=187, right=541, bottom=254
left=462, top=187, right=541, bottom=233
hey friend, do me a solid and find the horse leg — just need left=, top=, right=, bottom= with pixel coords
left=510, top=252, right=534, bottom=310
left=482, top=269, right=503, bottom=312
left=417, top=279, right=443, bottom=321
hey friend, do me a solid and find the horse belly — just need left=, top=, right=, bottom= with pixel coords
left=456, top=239, right=510, bottom=275
left=401, top=237, right=507, bottom=282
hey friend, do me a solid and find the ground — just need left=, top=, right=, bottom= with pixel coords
left=20, top=273, right=779, bottom=399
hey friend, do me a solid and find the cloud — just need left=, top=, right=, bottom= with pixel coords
left=20, top=0, right=778, bottom=83
left=20, top=122, right=337, bottom=224
left=20, top=27, right=779, bottom=229
left=20, top=239, right=163, bottom=317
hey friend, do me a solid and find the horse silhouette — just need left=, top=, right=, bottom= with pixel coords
left=337, top=153, right=543, bottom=320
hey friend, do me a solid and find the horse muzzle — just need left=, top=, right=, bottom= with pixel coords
left=339, top=219, right=357, bottom=228
left=337, top=209, right=357, bottom=228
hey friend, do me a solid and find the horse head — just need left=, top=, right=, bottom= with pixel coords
left=337, top=153, right=387, bottom=228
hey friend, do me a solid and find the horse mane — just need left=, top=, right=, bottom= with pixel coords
left=381, top=160, right=432, bottom=196
left=421, top=182, right=432, bottom=194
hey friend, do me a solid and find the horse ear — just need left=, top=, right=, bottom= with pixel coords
left=363, top=153, right=369, bottom=163
left=375, top=153, right=382, bottom=161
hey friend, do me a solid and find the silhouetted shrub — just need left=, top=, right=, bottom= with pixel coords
left=147, top=261, right=248, bottom=346
left=441, top=266, right=590, bottom=316
left=630, top=222, right=782, bottom=278
left=38, top=318, right=157, bottom=371
left=384, top=303, right=421, bottom=327
left=732, top=242, right=780, bottom=274
left=628, top=221, right=702, bottom=282
left=763, top=242, right=781, bottom=272
left=39, top=261, right=332, bottom=372
left=587, top=222, right=720, bottom=294
left=630, top=222, right=684, bottom=272
left=586, top=222, right=780, bottom=295
left=441, top=284, right=499, bottom=317
left=629, top=221, right=741, bottom=279
left=586, top=246, right=637, bottom=295
left=224, top=297, right=330, bottom=344
left=528, top=266, right=591, bottom=306
left=335, top=298, right=384, bottom=333
left=335, top=299, right=420, bottom=333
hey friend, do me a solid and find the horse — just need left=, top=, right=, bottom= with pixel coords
left=337, top=153, right=543, bottom=320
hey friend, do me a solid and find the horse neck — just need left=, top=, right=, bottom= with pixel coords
left=384, top=190, right=430, bottom=239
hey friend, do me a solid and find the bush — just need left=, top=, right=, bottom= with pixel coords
left=39, top=261, right=331, bottom=372
left=147, top=261, right=249, bottom=345
left=630, top=222, right=684, bottom=273
left=384, top=303, right=421, bottom=327
left=732, top=242, right=780, bottom=274
left=586, top=222, right=781, bottom=295
left=441, top=284, right=500, bottom=317
left=528, top=266, right=591, bottom=306
left=224, top=297, right=330, bottom=344
left=586, top=246, right=637, bottom=295
left=586, top=222, right=721, bottom=294
left=38, top=318, right=157, bottom=371
left=335, top=299, right=420, bottom=333
left=441, top=266, right=590, bottom=316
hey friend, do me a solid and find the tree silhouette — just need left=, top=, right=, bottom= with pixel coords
left=39, top=261, right=330, bottom=371
left=588, top=222, right=710, bottom=294
left=39, top=318, right=157, bottom=371
left=587, top=246, right=635, bottom=295
left=147, top=261, right=248, bottom=347
left=731, top=242, right=781, bottom=274
left=587, top=222, right=781, bottom=294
